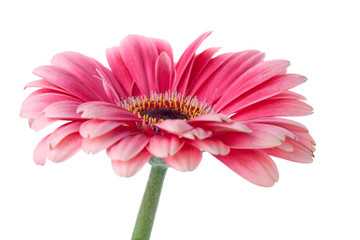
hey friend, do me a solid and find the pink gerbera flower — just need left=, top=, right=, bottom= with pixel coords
left=20, top=32, right=314, bottom=187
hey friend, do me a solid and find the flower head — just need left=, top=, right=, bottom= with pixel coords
left=20, top=32, right=315, bottom=186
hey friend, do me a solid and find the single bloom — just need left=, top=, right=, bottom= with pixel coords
left=20, top=32, right=315, bottom=187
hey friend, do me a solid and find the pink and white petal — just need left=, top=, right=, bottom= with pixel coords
left=51, top=52, right=115, bottom=101
left=77, top=102, right=141, bottom=122
left=147, top=135, right=184, bottom=158
left=163, top=143, right=202, bottom=172
left=189, top=113, right=232, bottom=123
left=111, top=149, right=152, bottom=177
left=294, top=132, right=316, bottom=149
left=25, top=79, right=68, bottom=94
left=49, top=121, right=82, bottom=148
left=175, top=130, right=196, bottom=140
left=216, top=149, right=279, bottom=187
left=155, top=52, right=172, bottom=92
left=192, top=127, right=212, bottom=139
left=20, top=90, right=82, bottom=118
left=220, top=74, right=307, bottom=114
left=288, top=138, right=315, bottom=155
left=82, top=127, right=133, bottom=154
left=33, top=65, right=101, bottom=101
left=215, top=60, right=290, bottom=112
left=217, top=122, right=295, bottom=149
left=29, top=117, right=57, bottom=131
left=173, top=31, right=212, bottom=91
left=156, top=119, right=193, bottom=133
left=48, top=133, right=82, bottom=163
left=106, top=46, right=133, bottom=96
left=248, top=123, right=297, bottom=140
left=107, top=134, right=150, bottom=161
left=270, top=91, right=307, bottom=100
left=231, top=99, right=313, bottom=121
left=193, top=122, right=251, bottom=133
left=120, top=35, right=159, bottom=95
left=33, top=134, right=51, bottom=165
left=277, top=141, right=294, bottom=152
left=43, top=101, right=82, bottom=119
left=245, top=117, right=309, bottom=133
left=79, top=119, right=125, bottom=138
left=190, top=138, right=230, bottom=155
left=264, top=145, right=313, bottom=163
left=219, top=132, right=281, bottom=149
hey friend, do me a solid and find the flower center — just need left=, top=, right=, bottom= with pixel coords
left=122, top=92, right=212, bottom=125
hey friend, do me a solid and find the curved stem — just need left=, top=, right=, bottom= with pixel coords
left=131, top=161, right=168, bottom=240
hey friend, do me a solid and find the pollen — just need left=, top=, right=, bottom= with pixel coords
left=121, top=92, right=212, bottom=125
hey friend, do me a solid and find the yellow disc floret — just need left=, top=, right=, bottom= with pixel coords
left=121, top=91, right=212, bottom=125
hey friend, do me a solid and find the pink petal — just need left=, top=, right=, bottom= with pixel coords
left=190, top=138, right=230, bottom=155
left=271, top=91, right=306, bottom=100
left=277, top=141, right=294, bottom=152
left=82, top=127, right=133, bottom=154
left=215, top=60, right=290, bottom=112
left=245, top=117, right=309, bottom=133
left=29, top=117, right=57, bottom=132
left=77, top=102, right=141, bottom=121
left=187, top=47, right=221, bottom=88
left=51, top=52, right=120, bottom=101
left=156, top=119, right=193, bottom=133
left=163, top=143, right=202, bottom=171
left=147, top=135, right=185, bottom=158
left=33, top=65, right=102, bottom=101
left=155, top=52, right=172, bottom=92
left=264, top=142, right=313, bottom=163
left=33, top=134, right=51, bottom=165
left=220, top=74, right=307, bottom=114
left=120, top=35, right=159, bottom=96
left=43, top=101, right=82, bottom=119
left=48, top=133, right=82, bottom=163
left=79, top=119, right=125, bottom=138
left=25, top=79, right=68, bottom=94
left=189, top=47, right=221, bottom=83
left=175, top=131, right=196, bottom=140
left=141, top=122, right=155, bottom=136
left=111, top=149, right=151, bottom=177
left=195, top=51, right=265, bottom=103
left=192, top=127, right=212, bottom=139
left=106, top=46, right=134, bottom=97
left=231, top=99, right=313, bottom=121
left=189, top=113, right=232, bottom=123
left=150, top=37, right=174, bottom=63
left=216, top=149, right=279, bottom=187
left=192, top=122, right=251, bottom=133
left=20, top=89, right=81, bottom=118
left=107, top=134, right=150, bottom=161
left=187, top=52, right=233, bottom=97
left=294, top=132, right=316, bottom=151
left=49, top=121, right=82, bottom=148
left=173, top=31, right=212, bottom=92
left=218, top=123, right=296, bottom=149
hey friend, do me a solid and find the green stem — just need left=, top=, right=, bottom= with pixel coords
left=131, top=158, right=168, bottom=240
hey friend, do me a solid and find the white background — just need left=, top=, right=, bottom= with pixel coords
left=1, top=0, right=359, bottom=239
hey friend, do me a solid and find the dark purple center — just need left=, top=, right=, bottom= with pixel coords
left=140, top=108, right=188, bottom=120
